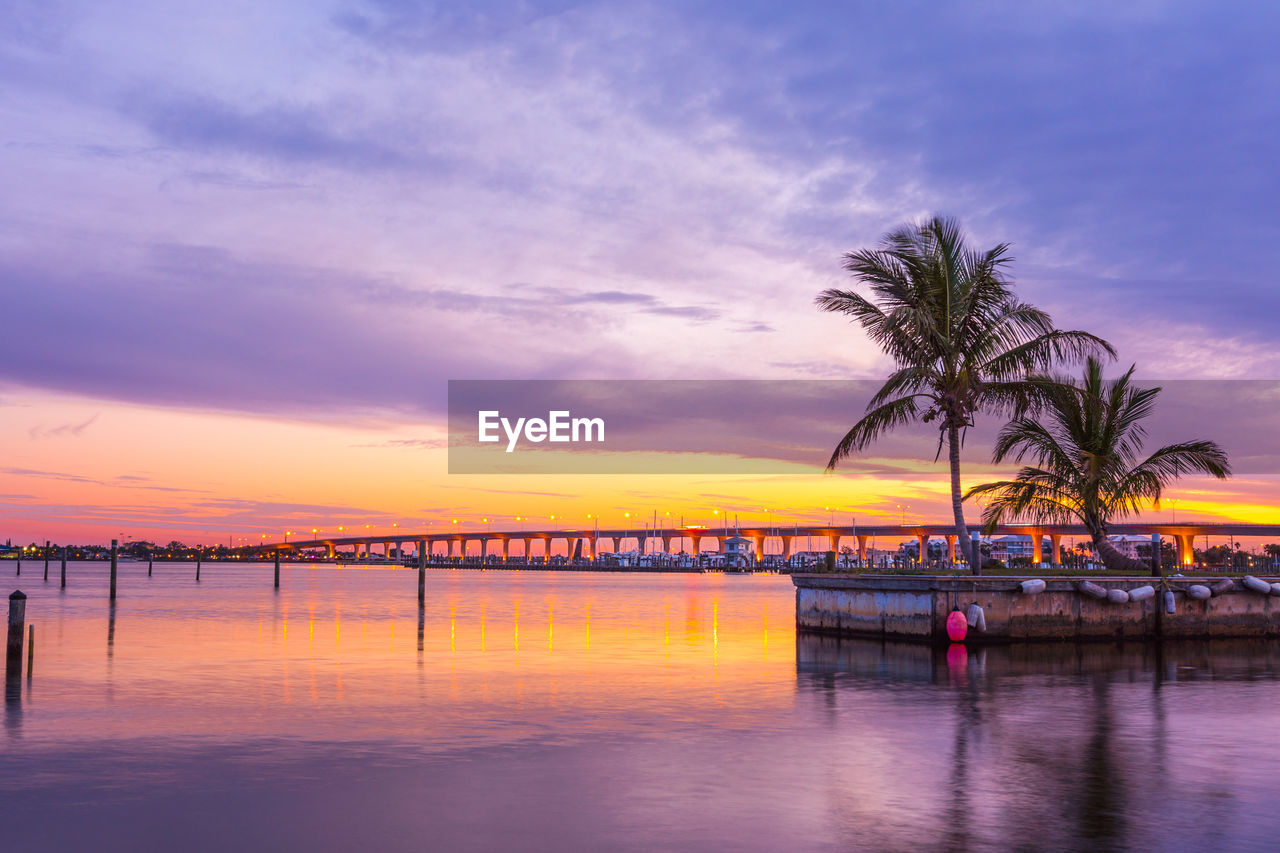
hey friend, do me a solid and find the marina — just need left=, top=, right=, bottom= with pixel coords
left=5, top=564, right=1280, bottom=850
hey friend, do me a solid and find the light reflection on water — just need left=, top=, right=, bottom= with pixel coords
left=3, top=562, right=1280, bottom=851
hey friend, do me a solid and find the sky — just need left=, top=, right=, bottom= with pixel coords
left=3, top=0, right=1279, bottom=545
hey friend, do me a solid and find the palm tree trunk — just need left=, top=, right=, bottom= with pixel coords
left=947, top=423, right=978, bottom=575
left=1089, top=528, right=1148, bottom=574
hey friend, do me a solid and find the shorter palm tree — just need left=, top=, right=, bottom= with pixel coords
left=965, top=358, right=1230, bottom=573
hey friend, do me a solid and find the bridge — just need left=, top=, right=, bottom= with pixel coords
left=251, top=521, right=1280, bottom=567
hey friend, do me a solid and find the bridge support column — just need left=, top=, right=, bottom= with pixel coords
left=661, top=536, right=671, bottom=554
left=945, top=535, right=956, bottom=564
left=830, top=532, right=840, bottom=553
left=541, top=537, right=553, bottom=560
left=1028, top=528, right=1043, bottom=566
left=1050, top=534, right=1063, bottom=566
left=1175, top=534, right=1195, bottom=567
left=753, top=536, right=765, bottom=562
left=916, top=534, right=929, bottom=565
left=857, top=535, right=869, bottom=565
left=691, top=535, right=702, bottom=555
left=326, top=543, right=335, bottom=559
left=782, top=536, right=792, bottom=560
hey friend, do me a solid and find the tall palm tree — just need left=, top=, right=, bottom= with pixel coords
left=964, top=358, right=1230, bottom=573
left=816, top=217, right=1113, bottom=574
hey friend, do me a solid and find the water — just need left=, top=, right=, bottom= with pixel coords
left=3, top=562, right=1279, bottom=851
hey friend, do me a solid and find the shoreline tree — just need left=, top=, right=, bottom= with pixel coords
left=816, top=217, right=1113, bottom=574
left=964, top=358, right=1231, bottom=574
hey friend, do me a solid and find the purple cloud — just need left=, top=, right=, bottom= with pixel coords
left=29, top=413, right=99, bottom=439
left=2, top=0, right=1278, bottom=436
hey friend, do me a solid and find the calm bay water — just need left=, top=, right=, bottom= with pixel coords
left=3, top=562, right=1280, bottom=851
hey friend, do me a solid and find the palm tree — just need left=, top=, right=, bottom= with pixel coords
left=964, top=358, right=1230, bottom=573
left=816, top=217, right=1113, bottom=574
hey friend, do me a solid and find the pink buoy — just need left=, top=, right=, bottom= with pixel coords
left=946, top=609, right=968, bottom=642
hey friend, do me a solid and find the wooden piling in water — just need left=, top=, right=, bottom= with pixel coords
left=109, top=539, right=118, bottom=601
left=418, top=542, right=426, bottom=606
left=148, top=551, right=153, bottom=577
left=274, top=552, right=280, bottom=589
left=60, top=547, right=67, bottom=589
left=43, top=541, right=50, bottom=582
left=26, top=625, right=33, bottom=679
left=6, top=591, right=25, bottom=680
left=196, top=549, right=201, bottom=582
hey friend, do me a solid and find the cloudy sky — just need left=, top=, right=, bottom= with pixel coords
left=3, top=1, right=1278, bottom=544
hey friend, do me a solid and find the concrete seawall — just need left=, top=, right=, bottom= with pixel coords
left=793, top=574, right=1280, bottom=643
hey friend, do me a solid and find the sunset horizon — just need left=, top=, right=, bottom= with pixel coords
left=5, top=3, right=1280, bottom=851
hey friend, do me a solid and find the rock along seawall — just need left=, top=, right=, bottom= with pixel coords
left=793, top=574, right=1280, bottom=643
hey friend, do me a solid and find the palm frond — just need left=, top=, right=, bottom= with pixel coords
left=966, top=355, right=1232, bottom=540
left=826, top=395, right=921, bottom=470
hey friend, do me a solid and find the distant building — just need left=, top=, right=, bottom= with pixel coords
left=722, top=535, right=752, bottom=567
left=1108, top=535, right=1149, bottom=559
left=898, top=539, right=950, bottom=561
left=989, top=534, right=1038, bottom=563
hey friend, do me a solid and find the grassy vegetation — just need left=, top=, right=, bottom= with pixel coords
left=829, top=565, right=1274, bottom=578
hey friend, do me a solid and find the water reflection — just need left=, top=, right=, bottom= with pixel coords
left=2, top=567, right=1279, bottom=851
left=3, top=671, right=19, bottom=734
left=797, top=635, right=1280, bottom=851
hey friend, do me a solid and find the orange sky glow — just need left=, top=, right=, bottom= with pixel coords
left=4, top=387, right=1275, bottom=548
